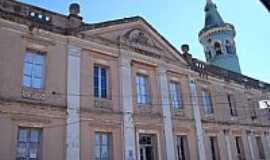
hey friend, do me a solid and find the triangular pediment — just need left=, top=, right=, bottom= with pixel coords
left=80, top=17, right=187, bottom=65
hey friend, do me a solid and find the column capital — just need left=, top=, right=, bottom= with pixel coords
left=223, top=129, right=230, bottom=135
left=68, top=44, right=81, bottom=57
left=156, top=63, right=168, bottom=75
left=246, top=130, right=255, bottom=135
left=119, top=54, right=132, bottom=68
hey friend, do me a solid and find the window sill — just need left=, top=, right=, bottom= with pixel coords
left=95, top=98, right=112, bottom=111
left=173, top=108, right=185, bottom=116
left=136, top=103, right=154, bottom=113
left=230, top=116, right=238, bottom=121
left=204, top=113, right=215, bottom=120
left=21, top=87, right=46, bottom=100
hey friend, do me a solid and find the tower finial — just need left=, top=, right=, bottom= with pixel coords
left=207, top=0, right=214, bottom=4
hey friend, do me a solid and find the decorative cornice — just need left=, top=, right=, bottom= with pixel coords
left=199, top=23, right=235, bottom=41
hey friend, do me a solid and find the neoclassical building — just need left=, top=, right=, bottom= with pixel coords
left=0, top=0, right=270, bottom=160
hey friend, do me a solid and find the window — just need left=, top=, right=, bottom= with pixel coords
left=169, top=81, right=183, bottom=110
left=256, top=136, right=265, bottom=159
left=249, top=99, right=258, bottom=121
left=136, top=74, right=149, bottom=104
left=209, top=136, right=220, bottom=160
left=214, top=42, right=222, bottom=55
left=225, top=40, right=235, bottom=54
left=22, top=50, right=45, bottom=89
left=139, top=134, right=158, bottom=160
left=94, top=65, right=108, bottom=98
left=95, top=132, right=111, bottom=160
left=227, top=94, right=238, bottom=117
left=235, top=136, right=245, bottom=160
left=176, top=135, right=190, bottom=160
left=205, top=47, right=212, bottom=60
left=16, top=127, right=42, bottom=160
left=202, top=89, right=214, bottom=115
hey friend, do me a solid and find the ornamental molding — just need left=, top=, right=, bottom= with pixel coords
left=21, top=88, right=46, bottom=101
left=199, top=26, right=234, bottom=40
left=120, top=28, right=164, bottom=59
left=124, top=28, right=156, bottom=47
left=11, top=115, right=51, bottom=127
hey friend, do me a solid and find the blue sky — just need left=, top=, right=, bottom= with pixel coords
left=19, top=0, right=270, bottom=83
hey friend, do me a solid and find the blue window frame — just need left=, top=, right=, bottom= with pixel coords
left=202, top=89, right=214, bottom=114
left=169, top=81, right=183, bottom=110
left=94, top=65, right=108, bottom=98
left=136, top=74, right=149, bottom=105
left=95, top=132, right=110, bottom=160
left=22, top=50, right=45, bottom=89
left=16, top=127, right=42, bottom=160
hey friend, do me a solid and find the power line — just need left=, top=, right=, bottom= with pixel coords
left=35, top=109, right=270, bottom=130
left=49, top=91, right=264, bottom=110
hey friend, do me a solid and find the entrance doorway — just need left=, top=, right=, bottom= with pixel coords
left=139, top=134, right=158, bottom=160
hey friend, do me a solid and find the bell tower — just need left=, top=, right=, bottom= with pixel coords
left=199, top=0, right=241, bottom=73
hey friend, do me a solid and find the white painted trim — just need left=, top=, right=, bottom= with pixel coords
left=136, top=129, right=162, bottom=160
left=137, top=69, right=148, bottom=75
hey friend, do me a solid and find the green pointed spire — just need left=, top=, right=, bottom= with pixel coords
left=204, top=0, right=224, bottom=27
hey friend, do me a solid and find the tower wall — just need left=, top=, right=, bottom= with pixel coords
left=199, top=28, right=241, bottom=73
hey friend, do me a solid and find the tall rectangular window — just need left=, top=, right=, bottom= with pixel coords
left=176, top=135, right=190, bottom=160
left=94, top=65, right=108, bottom=98
left=249, top=99, right=258, bottom=120
left=227, top=94, right=238, bottom=116
left=202, top=89, right=214, bottom=114
left=16, top=127, right=42, bottom=160
left=136, top=74, right=149, bottom=104
left=169, top=81, right=183, bottom=110
left=256, top=136, right=265, bottom=159
left=235, top=136, right=245, bottom=160
left=209, top=136, right=220, bottom=160
left=22, top=50, right=45, bottom=89
left=95, top=132, right=111, bottom=160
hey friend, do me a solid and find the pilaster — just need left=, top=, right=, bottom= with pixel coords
left=223, top=129, right=233, bottom=160
left=156, top=64, right=176, bottom=160
left=263, top=132, right=270, bottom=159
left=66, top=45, right=81, bottom=160
left=120, top=54, right=136, bottom=160
left=188, top=79, right=207, bottom=160
left=246, top=130, right=256, bottom=160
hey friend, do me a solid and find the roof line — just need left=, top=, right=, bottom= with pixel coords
left=81, top=16, right=185, bottom=62
left=14, top=0, right=68, bottom=18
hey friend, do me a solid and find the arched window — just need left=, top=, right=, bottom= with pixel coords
left=225, top=40, right=235, bottom=54
left=214, top=42, right=222, bottom=55
left=205, top=48, right=212, bottom=60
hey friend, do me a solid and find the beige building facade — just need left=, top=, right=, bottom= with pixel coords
left=0, top=1, right=270, bottom=160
